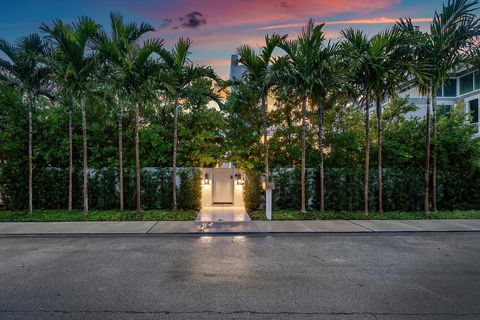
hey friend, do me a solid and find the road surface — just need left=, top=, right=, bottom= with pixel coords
left=0, top=233, right=479, bottom=319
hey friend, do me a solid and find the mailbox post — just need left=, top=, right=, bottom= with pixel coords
left=262, top=176, right=275, bottom=220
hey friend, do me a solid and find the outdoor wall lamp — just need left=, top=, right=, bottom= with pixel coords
left=204, top=173, right=210, bottom=185
left=235, top=173, right=244, bottom=185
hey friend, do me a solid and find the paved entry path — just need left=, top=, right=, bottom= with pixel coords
left=195, top=206, right=251, bottom=222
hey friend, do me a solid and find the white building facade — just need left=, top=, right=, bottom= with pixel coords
left=230, top=54, right=480, bottom=135
left=397, top=67, right=480, bottom=135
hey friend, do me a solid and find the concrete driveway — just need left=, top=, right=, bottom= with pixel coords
left=0, top=233, right=479, bottom=319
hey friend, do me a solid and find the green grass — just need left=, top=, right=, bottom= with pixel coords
left=249, top=210, right=480, bottom=221
left=0, top=209, right=197, bottom=222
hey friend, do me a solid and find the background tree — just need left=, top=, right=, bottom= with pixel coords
left=427, top=0, right=480, bottom=213
left=341, top=29, right=377, bottom=215
left=0, top=34, right=51, bottom=214
left=277, top=20, right=326, bottom=213
left=399, top=0, right=480, bottom=215
left=93, top=12, right=156, bottom=211
left=236, top=34, right=286, bottom=183
left=158, top=38, right=218, bottom=211
left=309, top=30, right=343, bottom=212
left=367, top=26, right=416, bottom=212
left=41, top=17, right=100, bottom=215
left=93, top=17, right=165, bottom=217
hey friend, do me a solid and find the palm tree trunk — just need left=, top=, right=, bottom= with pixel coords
left=364, top=93, right=370, bottom=216
left=262, top=96, right=270, bottom=181
left=117, top=95, right=124, bottom=211
left=424, top=94, right=431, bottom=218
left=376, top=95, right=383, bottom=213
left=301, top=96, right=307, bottom=213
left=134, top=101, right=141, bottom=218
left=27, top=95, right=33, bottom=215
left=431, top=89, right=437, bottom=212
left=68, top=103, right=73, bottom=211
left=172, top=99, right=179, bottom=211
left=317, top=97, right=325, bottom=212
left=80, top=96, right=88, bottom=215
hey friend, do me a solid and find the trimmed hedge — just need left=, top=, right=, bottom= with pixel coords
left=243, top=169, right=262, bottom=213
left=0, top=167, right=202, bottom=211
left=244, top=167, right=480, bottom=212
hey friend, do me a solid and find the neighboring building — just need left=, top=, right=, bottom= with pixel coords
left=229, top=54, right=245, bottom=82
left=230, top=54, right=480, bottom=135
left=398, top=66, right=480, bottom=135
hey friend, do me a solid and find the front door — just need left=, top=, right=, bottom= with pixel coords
left=213, top=169, right=234, bottom=204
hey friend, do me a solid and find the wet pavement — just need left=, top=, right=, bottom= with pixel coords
left=0, top=233, right=479, bottom=319
left=195, top=206, right=251, bottom=222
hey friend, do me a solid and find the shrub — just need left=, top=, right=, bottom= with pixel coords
left=243, top=169, right=262, bottom=213
left=0, top=167, right=201, bottom=211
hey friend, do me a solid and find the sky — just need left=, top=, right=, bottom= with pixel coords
left=0, top=0, right=446, bottom=79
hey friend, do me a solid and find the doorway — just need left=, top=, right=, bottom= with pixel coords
left=213, top=168, right=234, bottom=204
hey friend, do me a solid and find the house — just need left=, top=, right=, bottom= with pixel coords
left=398, top=66, right=480, bottom=134
left=230, top=54, right=480, bottom=135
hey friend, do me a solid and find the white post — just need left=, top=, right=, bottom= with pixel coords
left=266, top=188, right=272, bottom=220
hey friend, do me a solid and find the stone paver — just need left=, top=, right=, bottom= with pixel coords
left=304, top=220, right=372, bottom=232
left=349, top=220, right=424, bottom=232
left=147, top=221, right=203, bottom=233
left=253, top=221, right=314, bottom=233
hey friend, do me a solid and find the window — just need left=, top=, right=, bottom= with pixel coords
left=437, top=104, right=452, bottom=117
left=443, top=78, right=457, bottom=97
left=436, top=86, right=443, bottom=97
left=469, top=99, right=479, bottom=123
left=460, top=73, right=474, bottom=95
left=475, top=71, right=480, bottom=90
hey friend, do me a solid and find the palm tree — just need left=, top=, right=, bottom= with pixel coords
left=93, top=12, right=155, bottom=211
left=158, top=38, right=218, bottom=211
left=368, top=27, right=416, bottom=213
left=236, top=34, right=286, bottom=184
left=0, top=34, right=51, bottom=214
left=399, top=0, right=480, bottom=215
left=277, top=20, right=327, bottom=213
left=429, top=0, right=480, bottom=213
left=309, top=31, right=344, bottom=212
left=41, top=17, right=100, bottom=215
left=93, top=14, right=165, bottom=217
left=341, top=29, right=377, bottom=215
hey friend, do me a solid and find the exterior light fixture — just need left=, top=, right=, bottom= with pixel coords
left=261, top=174, right=267, bottom=190
left=235, top=173, right=244, bottom=185
left=204, top=173, right=210, bottom=185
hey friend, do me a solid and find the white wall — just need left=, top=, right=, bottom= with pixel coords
left=201, top=168, right=245, bottom=207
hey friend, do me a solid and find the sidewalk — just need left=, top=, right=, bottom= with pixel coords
left=1, top=219, right=480, bottom=235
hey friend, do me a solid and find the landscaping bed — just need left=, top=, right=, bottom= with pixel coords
left=249, top=210, right=480, bottom=221
left=0, top=210, right=197, bottom=222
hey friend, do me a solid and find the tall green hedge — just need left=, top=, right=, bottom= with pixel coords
left=0, top=167, right=202, bottom=211
left=243, top=169, right=262, bottom=213
left=243, top=167, right=480, bottom=212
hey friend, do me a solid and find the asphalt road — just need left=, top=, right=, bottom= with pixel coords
left=0, top=233, right=479, bottom=320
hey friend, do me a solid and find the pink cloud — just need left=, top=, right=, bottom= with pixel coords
left=194, top=58, right=231, bottom=67
left=256, top=17, right=431, bottom=31
left=140, top=0, right=401, bottom=29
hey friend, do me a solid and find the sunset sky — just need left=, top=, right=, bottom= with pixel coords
left=1, top=0, right=445, bottom=78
